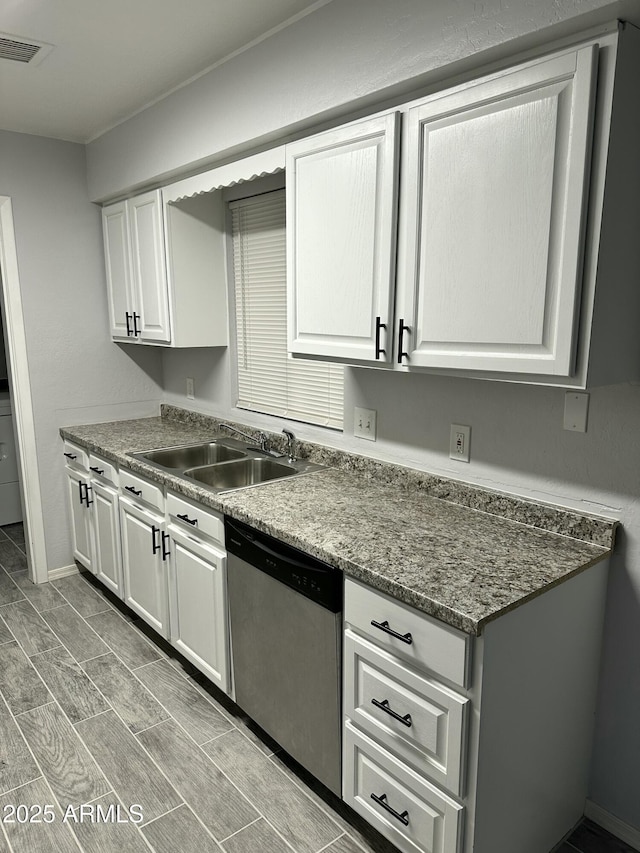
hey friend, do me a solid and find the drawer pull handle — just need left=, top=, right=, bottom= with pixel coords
left=125, top=486, right=142, bottom=496
left=89, top=466, right=104, bottom=475
left=151, top=525, right=161, bottom=555
left=371, top=698, right=412, bottom=728
left=177, top=513, right=198, bottom=526
left=370, top=792, right=409, bottom=826
left=64, top=452, right=77, bottom=460
left=371, top=619, right=413, bottom=645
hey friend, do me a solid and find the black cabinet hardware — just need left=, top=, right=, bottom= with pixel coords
left=133, top=312, right=140, bottom=337
left=64, top=452, right=77, bottom=460
left=151, top=525, right=161, bottom=555
left=79, top=482, right=93, bottom=507
left=78, top=480, right=85, bottom=506
left=370, top=793, right=409, bottom=826
left=371, top=619, right=413, bottom=644
left=375, top=316, right=386, bottom=360
left=177, top=513, right=198, bottom=526
left=126, top=312, right=133, bottom=336
left=124, top=486, right=142, bottom=496
left=89, top=466, right=104, bottom=475
left=397, top=319, right=410, bottom=363
left=161, top=531, right=170, bottom=560
left=371, top=698, right=412, bottom=727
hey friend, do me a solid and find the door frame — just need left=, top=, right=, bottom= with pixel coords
left=0, top=195, right=47, bottom=583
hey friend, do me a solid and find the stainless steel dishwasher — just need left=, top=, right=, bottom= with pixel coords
left=225, top=516, right=343, bottom=795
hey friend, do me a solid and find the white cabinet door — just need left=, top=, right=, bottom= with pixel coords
left=129, top=191, right=171, bottom=343
left=287, top=113, right=400, bottom=363
left=119, top=496, right=168, bottom=637
left=397, top=46, right=597, bottom=376
left=102, top=201, right=135, bottom=340
left=65, top=467, right=94, bottom=571
left=92, top=480, right=123, bottom=598
left=167, top=524, right=229, bottom=693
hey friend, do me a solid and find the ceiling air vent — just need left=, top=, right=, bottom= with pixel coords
left=0, top=33, right=53, bottom=65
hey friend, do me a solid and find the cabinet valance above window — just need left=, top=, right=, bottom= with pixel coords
left=163, top=146, right=286, bottom=204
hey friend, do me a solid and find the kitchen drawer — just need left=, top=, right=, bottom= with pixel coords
left=88, top=453, right=118, bottom=486
left=166, top=491, right=224, bottom=546
left=345, top=578, right=470, bottom=688
left=344, top=629, right=468, bottom=796
left=343, top=721, right=463, bottom=853
left=120, top=468, right=164, bottom=511
left=63, top=440, right=89, bottom=470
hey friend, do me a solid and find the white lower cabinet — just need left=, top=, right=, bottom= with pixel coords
left=89, top=455, right=123, bottom=597
left=119, top=493, right=168, bottom=638
left=65, top=464, right=94, bottom=571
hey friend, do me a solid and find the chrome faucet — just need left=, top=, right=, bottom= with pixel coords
left=282, top=428, right=296, bottom=462
left=220, top=423, right=270, bottom=453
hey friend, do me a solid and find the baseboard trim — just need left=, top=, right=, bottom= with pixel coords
left=585, top=800, right=640, bottom=850
left=47, top=564, right=80, bottom=581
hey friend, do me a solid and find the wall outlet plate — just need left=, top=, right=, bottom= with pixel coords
left=354, top=407, right=376, bottom=441
left=450, top=424, right=471, bottom=462
left=186, top=377, right=195, bottom=400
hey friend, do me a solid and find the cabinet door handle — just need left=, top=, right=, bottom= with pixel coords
left=397, top=319, right=410, bottom=363
left=78, top=480, right=86, bottom=506
left=176, top=513, right=198, bottom=526
left=161, top=531, right=170, bottom=561
left=124, top=485, right=142, bottom=496
left=133, top=312, right=140, bottom=337
left=370, top=793, right=409, bottom=826
left=375, top=316, right=386, bottom=360
left=371, top=698, right=412, bottom=727
left=125, top=312, right=133, bottom=336
left=79, top=481, right=93, bottom=507
left=89, top=466, right=104, bottom=475
left=371, top=619, right=413, bottom=645
left=151, top=525, right=161, bottom=555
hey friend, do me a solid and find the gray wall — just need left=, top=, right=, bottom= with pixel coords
left=74, top=0, right=640, bottom=835
left=0, top=130, right=163, bottom=571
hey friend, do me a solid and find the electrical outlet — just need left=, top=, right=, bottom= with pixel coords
left=186, top=377, right=195, bottom=400
left=354, top=407, right=377, bottom=441
left=449, top=424, right=471, bottom=462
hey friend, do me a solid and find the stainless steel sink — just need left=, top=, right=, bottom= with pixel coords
left=137, top=442, right=245, bottom=470
left=184, top=458, right=297, bottom=489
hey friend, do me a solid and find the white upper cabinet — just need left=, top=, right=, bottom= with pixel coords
left=286, top=113, right=400, bottom=363
left=102, top=190, right=170, bottom=344
left=396, top=46, right=597, bottom=376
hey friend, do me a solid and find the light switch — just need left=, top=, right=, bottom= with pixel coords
left=563, top=392, right=589, bottom=432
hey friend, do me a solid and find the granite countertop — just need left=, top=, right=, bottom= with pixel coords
left=61, top=408, right=617, bottom=636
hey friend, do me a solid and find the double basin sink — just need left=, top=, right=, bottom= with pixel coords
left=130, top=437, right=324, bottom=493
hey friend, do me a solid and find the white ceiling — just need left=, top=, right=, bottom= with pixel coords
left=0, top=0, right=329, bottom=143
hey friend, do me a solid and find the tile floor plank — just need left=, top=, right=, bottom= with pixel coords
left=11, top=572, right=64, bottom=613
left=0, top=696, right=40, bottom=796
left=142, top=804, right=220, bottom=853
left=81, top=653, right=168, bottom=734
left=0, top=615, right=13, bottom=645
left=221, top=817, right=292, bottom=853
left=1, top=523, right=25, bottom=548
left=0, top=539, right=27, bottom=573
left=31, top=646, right=111, bottom=725
left=0, top=567, right=24, bottom=606
left=65, top=792, right=152, bottom=853
left=0, top=600, right=60, bottom=656
left=323, top=835, right=372, bottom=853
left=42, top=604, right=109, bottom=663
left=135, top=660, right=233, bottom=744
left=0, top=777, right=81, bottom=853
left=568, top=819, right=637, bottom=852
left=75, top=710, right=183, bottom=825
left=52, top=575, right=114, bottom=618
left=204, top=729, right=342, bottom=853
left=17, top=702, right=111, bottom=809
left=85, top=611, right=162, bottom=670
left=138, top=718, right=258, bottom=840
left=0, top=641, right=52, bottom=715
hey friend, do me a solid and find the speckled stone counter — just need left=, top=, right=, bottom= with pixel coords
left=61, top=408, right=617, bottom=635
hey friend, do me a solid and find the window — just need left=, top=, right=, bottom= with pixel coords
left=230, top=189, right=344, bottom=429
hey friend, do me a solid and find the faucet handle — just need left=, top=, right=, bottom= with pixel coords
left=258, top=432, right=270, bottom=452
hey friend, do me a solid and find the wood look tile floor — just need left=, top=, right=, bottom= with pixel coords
left=0, top=524, right=636, bottom=853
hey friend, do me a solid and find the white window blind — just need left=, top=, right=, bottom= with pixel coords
left=231, top=189, right=344, bottom=429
